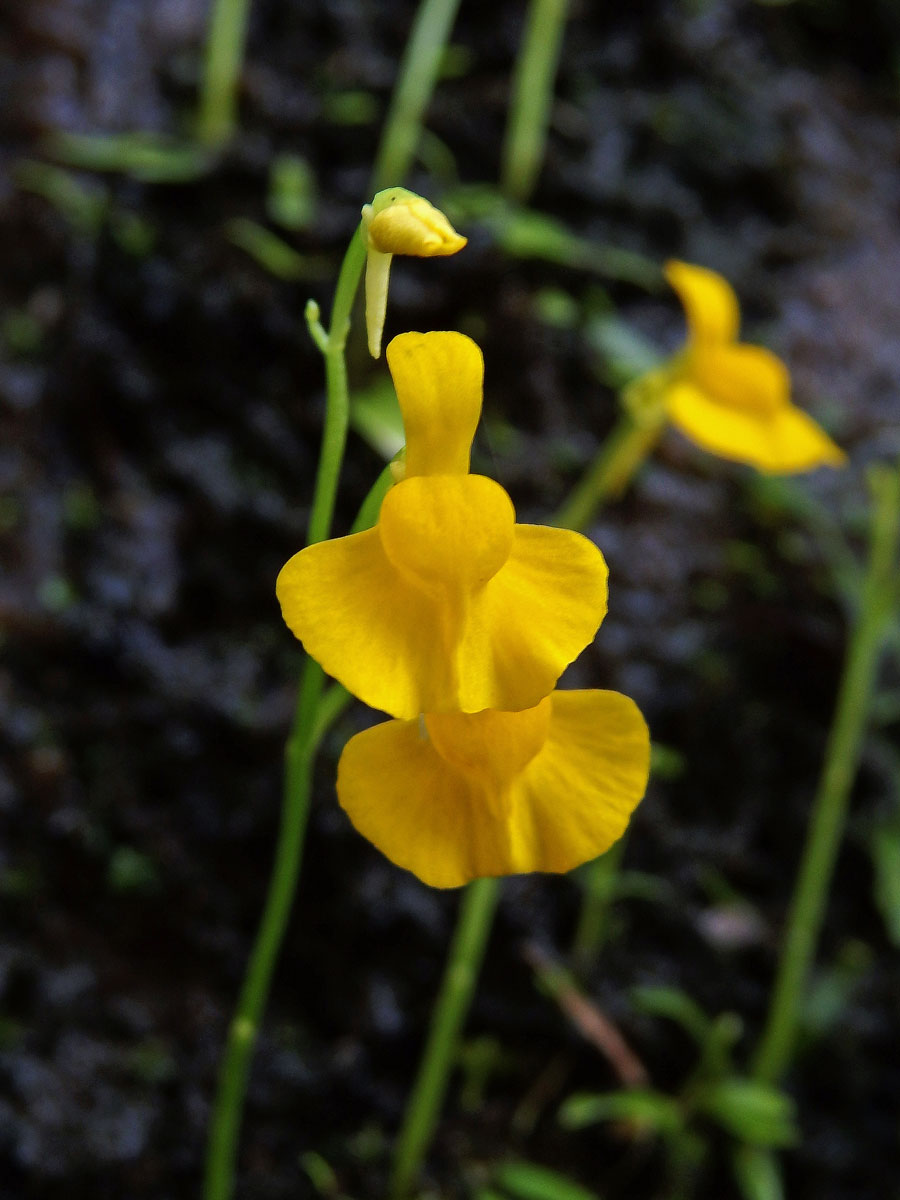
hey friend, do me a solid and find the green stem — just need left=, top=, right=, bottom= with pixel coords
left=555, top=406, right=664, bottom=969
left=389, top=877, right=501, bottom=1199
left=203, top=224, right=370, bottom=1200
left=751, top=464, right=900, bottom=1085
left=306, top=227, right=368, bottom=546
left=500, top=0, right=571, bottom=203
left=197, top=0, right=253, bottom=147
left=203, top=658, right=325, bottom=1200
left=569, top=836, right=627, bottom=970
left=554, top=407, right=666, bottom=532
left=370, top=0, right=463, bottom=191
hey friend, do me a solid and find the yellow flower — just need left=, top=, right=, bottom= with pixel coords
left=662, top=260, right=846, bottom=473
left=337, top=690, right=650, bottom=888
left=361, top=188, right=467, bottom=359
left=276, top=332, right=609, bottom=719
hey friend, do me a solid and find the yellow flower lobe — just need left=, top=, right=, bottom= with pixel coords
left=336, top=690, right=650, bottom=888
left=378, top=474, right=515, bottom=596
left=386, top=332, right=483, bottom=477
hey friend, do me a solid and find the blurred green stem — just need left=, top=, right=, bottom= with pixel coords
left=555, top=395, right=666, bottom=970
left=570, top=836, right=627, bottom=970
left=197, top=0, right=253, bottom=147
left=371, top=0, right=463, bottom=191
left=390, top=877, right=501, bottom=1199
left=555, top=406, right=667, bottom=532
left=752, top=463, right=900, bottom=1084
left=501, top=0, right=570, bottom=203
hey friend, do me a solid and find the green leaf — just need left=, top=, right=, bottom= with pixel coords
left=45, top=131, right=211, bottom=182
left=871, top=823, right=900, bottom=945
left=558, top=1089, right=683, bottom=1136
left=225, top=219, right=330, bottom=282
left=15, top=160, right=107, bottom=235
left=493, top=1161, right=602, bottom=1200
left=267, top=154, right=317, bottom=231
left=585, top=315, right=664, bottom=387
left=629, top=985, right=712, bottom=1046
left=699, top=1078, right=798, bottom=1148
left=801, top=940, right=871, bottom=1042
left=350, top=380, right=405, bottom=460
left=731, top=1145, right=785, bottom=1200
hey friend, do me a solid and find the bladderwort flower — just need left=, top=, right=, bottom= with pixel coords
left=337, top=690, right=650, bottom=888
left=276, top=331, right=609, bottom=720
left=658, top=260, right=846, bottom=473
left=362, top=188, right=467, bottom=359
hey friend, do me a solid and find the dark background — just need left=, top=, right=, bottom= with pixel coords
left=1, top=1, right=899, bottom=1196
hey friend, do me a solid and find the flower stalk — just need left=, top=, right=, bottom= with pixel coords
left=197, top=0, right=253, bottom=147
left=389, top=877, right=501, bottom=1200
left=501, top=0, right=571, bottom=203
left=554, top=404, right=667, bottom=532
left=752, top=462, right=900, bottom=1084
left=203, top=218, right=369, bottom=1200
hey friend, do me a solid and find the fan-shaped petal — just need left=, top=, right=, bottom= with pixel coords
left=666, top=381, right=846, bottom=472
left=336, top=690, right=649, bottom=888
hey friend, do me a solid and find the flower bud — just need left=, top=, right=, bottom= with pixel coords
left=361, top=188, right=466, bottom=358
left=362, top=188, right=466, bottom=257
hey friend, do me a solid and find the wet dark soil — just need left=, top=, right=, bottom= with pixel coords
left=1, top=2, right=899, bottom=1198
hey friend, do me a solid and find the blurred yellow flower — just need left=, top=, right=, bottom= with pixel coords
left=662, top=260, right=846, bottom=473
left=362, top=188, right=467, bottom=358
left=277, top=332, right=609, bottom=719
left=337, top=690, right=650, bottom=888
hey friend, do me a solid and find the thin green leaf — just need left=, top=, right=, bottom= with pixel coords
left=493, top=1160, right=602, bottom=1200
left=558, top=1089, right=683, bottom=1136
left=699, top=1078, right=798, bottom=1148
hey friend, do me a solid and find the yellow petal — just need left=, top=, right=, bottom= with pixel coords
left=688, top=343, right=790, bottom=415
left=386, top=332, right=484, bottom=476
left=364, top=192, right=467, bottom=257
left=507, top=690, right=650, bottom=874
left=336, top=690, right=649, bottom=889
left=276, top=527, right=451, bottom=718
left=276, top=494, right=609, bottom=718
left=380, top=474, right=515, bottom=596
left=665, top=260, right=740, bottom=345
left=666, top=381, right=846, bottom=472
left=455, top=524, right=610, bottom=712
left=336, top=716, right=512, bottom=888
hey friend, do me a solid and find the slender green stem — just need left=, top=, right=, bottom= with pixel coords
left=570, top=836, right=627, bottom=970
left=306, top=227, right=368, bottom=546
left=500, top=0, right=570, bottom=203
left=555, top=406, right=664, bottom=969
left=390, top=877, right=501, bottom=1199
left=203, top=658, right=325, bottom=1200
left=554, top=407, right=666, bottom=532
left=751, top=464, right=900, bottom=1084
left=370, top=0, right=463, bottom=191
left=203, top=223, right=370, bottom=1200
left=197, top=0, right=253, bottom=147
